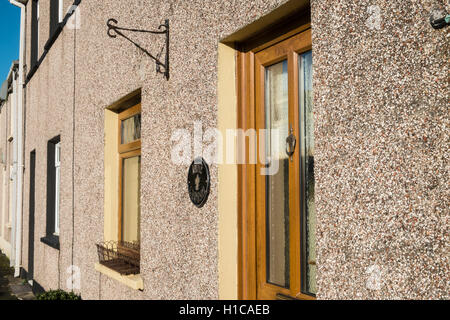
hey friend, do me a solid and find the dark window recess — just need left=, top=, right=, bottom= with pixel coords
left=40, top=136, right=60, bottom=250
left=49, top=0, right=60, bottom=37
left=30, top=0, right=39, bottom=70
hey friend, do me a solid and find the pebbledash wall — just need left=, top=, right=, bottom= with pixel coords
left=0, top=60, right=19, bottom=265
left=16, top=0, right=448, bottom=300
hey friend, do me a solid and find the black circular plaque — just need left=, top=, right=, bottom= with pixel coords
left=187, top=157, right=210, bottom=208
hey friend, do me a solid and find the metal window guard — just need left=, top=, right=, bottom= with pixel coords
left=106, top=18, right=169, bottom=80
left=96, top=240, right=140, bottom=275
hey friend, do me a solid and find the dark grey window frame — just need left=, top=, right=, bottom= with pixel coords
left=30, top=0, right=39, bottom=71
left=26, top=0, right=82, bottom=83
left=40, top=135, right=60, bottom=250
left=49, top=0, right=61, bottom=38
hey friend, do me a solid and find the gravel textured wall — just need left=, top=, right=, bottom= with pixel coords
left=22, top=5, right=76, bottom=291
left=19, top=0, right=448, bottom=300
left=312, top=0, right=448, bottom=299
left=23, top=0, right=292, bottom=300
left=75, top=0, right=294, bottom=301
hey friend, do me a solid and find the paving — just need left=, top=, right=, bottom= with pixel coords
left=0, top=251, right=35, bottom=300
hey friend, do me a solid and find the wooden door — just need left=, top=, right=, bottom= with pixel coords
left=238, top=26, right=315, bottom=300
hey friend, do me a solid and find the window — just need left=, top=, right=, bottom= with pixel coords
left=118, top=104, right=141, bottom=243
left=298, top=50, right=316, bottom=295
left=54, top=142, right=61, bottom=235
left=37, top=0, right=40, bottom=48
left=41, top=136, right=61, bottom=249
left=50, top=0, right=62, bottom=36
left=30, top=0, right=40, bottom=68
left=98, top=99, right=141, bottom=277
left=58, top=0, right=64, bottom=23
left=37, top=0, right=40, bottom=54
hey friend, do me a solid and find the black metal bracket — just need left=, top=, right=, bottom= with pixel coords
left=107, top=19, right=169, bottom=80
left=430, top=9, right=450, bottom=29
left=431, top=15, right=450, bottom=29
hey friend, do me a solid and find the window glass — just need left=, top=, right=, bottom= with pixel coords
left=54, top=142, right=61, bottom=235
left=265, top=60, right=290, bottom=288
left=299, top=50, right=316, bottom=294
left=37, top=0, right=40, bottom=51
left=121, top=155, right=141, bottom=243
left=59, top=0, right=64, bottom=22
left=121, top=114, right=141, bottom=145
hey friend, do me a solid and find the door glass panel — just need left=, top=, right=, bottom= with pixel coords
left=299, top=51, right=316, bottom=294
left=121, top=114, right=141, bottom=144
left=122, top=155, right=141, bottom=243
left=264, top=60, right=290, bottom=288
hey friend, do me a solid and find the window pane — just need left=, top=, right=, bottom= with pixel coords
left=299, top=50, right=316, bottom=294
left=122, top=155, right=141, bottom=243
left=265, top=60, right=290, bottom=288
left=121, top=114, right=141, bottom=145
left=55, top=142, right=60, bottom=235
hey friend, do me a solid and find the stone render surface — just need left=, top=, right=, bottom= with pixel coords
left=22, top=8, right=76, bottom=292
left=18, top=0, right=448, bottom=300
left=311, top=0, right=448, bottom=299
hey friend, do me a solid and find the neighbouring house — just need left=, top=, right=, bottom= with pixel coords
left=0, top=0, right=447, bottom=300
left=0, top=60, right=23, bottom=276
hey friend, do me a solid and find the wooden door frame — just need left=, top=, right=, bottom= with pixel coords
left=237, top=21, right=314, bottom=300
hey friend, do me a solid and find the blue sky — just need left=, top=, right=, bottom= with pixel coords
left=0, top=0, right=21, bottom=82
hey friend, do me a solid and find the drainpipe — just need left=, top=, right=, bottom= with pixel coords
left=9, top=0, right=26, bottom=277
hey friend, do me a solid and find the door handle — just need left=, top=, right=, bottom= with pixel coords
left=285, top=126, right=296, bottom=160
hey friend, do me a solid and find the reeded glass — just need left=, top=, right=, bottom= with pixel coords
left=121, top=114, right=141, bottom=145
left=265, top=60, right=290, bottom=288
left=299, top=51, right=316, bottom=294
left=122, top=155, right=141, bottom=243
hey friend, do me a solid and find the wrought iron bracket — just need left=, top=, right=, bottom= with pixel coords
left=430, top=14, right=450, bottom=29
left=429, top=8, right=450, bottom=29
left=107, top=18, right=169, bottom=80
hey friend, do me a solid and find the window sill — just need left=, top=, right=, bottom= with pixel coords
left=40, top=235, right=60, bottom=250
left=95, top=263, right=143, bottom=291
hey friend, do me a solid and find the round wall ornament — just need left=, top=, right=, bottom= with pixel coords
left=187, top=157, right=210, bottom=208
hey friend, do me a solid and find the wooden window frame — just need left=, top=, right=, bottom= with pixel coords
left=117, top=103, right=141, bottom=242
left=237, top=18, right=315, bottom=300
